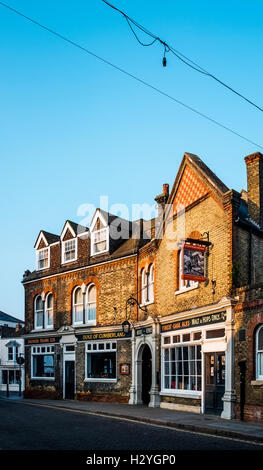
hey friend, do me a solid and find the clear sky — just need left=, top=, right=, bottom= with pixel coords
left=0, top=0, right=262, bottom=320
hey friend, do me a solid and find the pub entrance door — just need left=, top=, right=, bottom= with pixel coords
left=205, top=352, right=225, bottom=414
left=141, top=345, right=152, bottom=405
left=65, top=361, right=75, bottom=400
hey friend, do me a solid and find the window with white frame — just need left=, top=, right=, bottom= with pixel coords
left=34, top=295, right=44, bottom=329
left=91, top=227, right=108, bottom=255
left=31, top=345, right=54, bottom=379
left=148, top=264, right=154, bottom=303
left=8, top=346, right=19, bottom=362
left=256, top=325, right=263, bottom=380
left=86, top=342, right=116, bottom=380
left=45, top=293, right=54, bottom=329
left=162, top=332, right=202, bottom=392
left=2, top=370, right=21, bottom=385
left=177, top=248, right=198, bottom=291
left=34, top=293, right=54, bottom=330
left=141, top=265, right=154, bottom=305
left=72, top=287, right=84, bottom=324
left=62, top=238, right=77, bottom=263
left=86, top=284, right=96, bottom=324
left=37, top=247, right=49, bottom=270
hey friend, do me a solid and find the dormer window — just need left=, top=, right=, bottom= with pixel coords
left=62, top=239, right=77, bottom=263
left=37, top=247, right=49, bottom=270
left=90, top=210, right=109, bottom=256
left=92, top=228, right=108, bottom=255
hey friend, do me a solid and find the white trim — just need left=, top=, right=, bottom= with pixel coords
left=160, top=390, right=201, bottom=399
left=36, top=246, right=50, bottom=271
left=256, top=325, right=263, bottom=380
left=175, top=284, right=199, bottom=295
left=23, top=253, right=136, bottom=284
left=84, top=379, right=117, bottom=383
left=35, top=231, right=48, bottom=250
left=60, top=221, right=76, bottom=240
left=90, top=226, right=109, bottom=256
left=90, top=209, right=108, bottom=232
left=61, top=238, right=78, bottom=264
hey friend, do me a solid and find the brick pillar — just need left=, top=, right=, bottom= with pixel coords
left=244, top=152, right=263, bottom=228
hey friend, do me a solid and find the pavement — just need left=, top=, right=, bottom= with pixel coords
left=1, top=393, right=263, bottom=444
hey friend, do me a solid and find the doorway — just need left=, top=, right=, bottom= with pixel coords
left=65, top=361, right=75, bottom=399
left=205, top=352, right=225, bottom=414
left=141, top=345, right=152, bottom=405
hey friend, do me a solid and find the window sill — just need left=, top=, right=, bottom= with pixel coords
left=140, top=301, right=154, bottom=307
left=73, top=322, right=96, bottom=328
left=61, top=258, right=77, bottom=265
left=175, top=285, right=198, bottom=296
left=90, top=250, right=108, bottom=257
left=251, top=380, right=263, bottom=386
left=160, top=390, right=201, bottom=399
left=30, top=328, right=55, bottom=333
left=31, top=377, right=55, bottom=381
left=84, top=378, right=117, bottom=383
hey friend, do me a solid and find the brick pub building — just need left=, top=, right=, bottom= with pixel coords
left=22, top=152, right=263, bottom=422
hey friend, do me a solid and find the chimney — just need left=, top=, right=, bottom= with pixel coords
left=244, top=152, right=263, bottom=228
left=155, top=184, right=169, bottom=218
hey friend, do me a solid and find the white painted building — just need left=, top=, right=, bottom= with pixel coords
left=0, top=312, right=25, bottom=394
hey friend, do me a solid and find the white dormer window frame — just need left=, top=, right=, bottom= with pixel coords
left=62, top=238, right=77, bottom=264
left=91, top=226, right=109, bottom=256
left=36, top=247, right=50, bottom=271
left=90, top=210, right=109, bottom=256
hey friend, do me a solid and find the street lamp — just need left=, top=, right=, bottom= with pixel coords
left=122, top=295, right=148, bottom=334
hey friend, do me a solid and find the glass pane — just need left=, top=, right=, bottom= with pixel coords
left=258, top=352, right=263, bottom=376
left=74, top=288, right=82, bottom=305
left=36, top=312, right=44, bottom=328
left=87, top=306, right=96, bottom=322
left=47, top=294, right=53, bottom=309
left=258, top=327, right=263, bottom=351
left=36, top=296, right=43, bottom=311
left=74, top=305, right=83, bottom=323
left=88, top=285, right=96, bottom=302
left=87, top=352, right=116, bottom=379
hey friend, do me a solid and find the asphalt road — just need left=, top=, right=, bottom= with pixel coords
left=0, top=398, right=262, bottom=452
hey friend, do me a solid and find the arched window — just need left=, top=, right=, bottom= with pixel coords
left=256, top=325, right=263, bottom=380
left=35, top=295, right=44, bottom=329
left=141, top=268, right=148, bottom=304
left=45, top=293, right=53, bottom=329
left=73, top=287, right=83, bottom=325
left=148, top=264, right=154, bottom=303
left=86, top=284, right=96, bottom=324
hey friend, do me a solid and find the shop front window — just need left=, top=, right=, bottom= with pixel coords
left=163, top=338, right=202, bottom=392
left=2, top=370, right=20, bottom=384
left=32, top=346, right=54, bottom=379
left=86, top=342, right=116, bottom=380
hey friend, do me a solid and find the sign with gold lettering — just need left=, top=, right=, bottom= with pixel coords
left=161, top=311, right=226, bottom=333
left=76, top=330, right=131, bottom=341
left=25, top=337, right=60, bottom=345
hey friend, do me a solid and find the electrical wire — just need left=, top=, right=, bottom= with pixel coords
left=102, top=0, right=263, bottom=113
left=0, top=1, right=262, bottom=149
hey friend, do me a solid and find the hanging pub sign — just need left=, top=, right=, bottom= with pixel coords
left=181, top=243, right=206, bottom=282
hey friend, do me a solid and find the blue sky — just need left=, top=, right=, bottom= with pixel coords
left=0, top=0, right=262, bottom=320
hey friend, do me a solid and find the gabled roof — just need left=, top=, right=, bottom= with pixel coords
left=60, top=220, right=89, bottom=239
left=168, top=152, right=229, bottom=208
left=90, top=209, right=132, bottom=232
left=0, top=311, right=24, bottom=324
left=34, top=230, right=60, bottom=249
